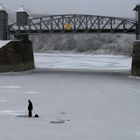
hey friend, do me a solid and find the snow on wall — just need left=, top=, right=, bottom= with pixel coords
left=0, top=4, right=8, bottom=12
left=0, top=40, right=11, bottom=48
left=0, top=4, right=4, bottom=10
left=16, top=6, right=26, bottom=12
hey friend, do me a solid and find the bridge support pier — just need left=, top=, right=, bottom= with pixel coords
left=131, top=5, right=140, bottom=76
left=0, top=40, right=35, bottom=72
left=0, top=5, right=8, bottom=40
left=15, top=34, right=29, bottom=41
left=131, top=41, right=140, bottom=76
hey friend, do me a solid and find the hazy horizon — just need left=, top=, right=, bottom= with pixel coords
left=1, top=0, right=140, bottom=18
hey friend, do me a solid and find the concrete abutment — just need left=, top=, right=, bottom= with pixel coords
left=0, top=40, right=35, bottom=72
left=131, top=41, right=140, bottom=76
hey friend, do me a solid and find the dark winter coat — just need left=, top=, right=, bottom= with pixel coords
left=28, top=100, right=33, bottom=110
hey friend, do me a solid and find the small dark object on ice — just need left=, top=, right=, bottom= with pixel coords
left=60, top=112, right=66, bottom=114
left=34, top=114, right=39, bottom=118
left=50, top=117, right=70, bottom=124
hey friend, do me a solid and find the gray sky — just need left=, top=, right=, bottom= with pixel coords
left=1, top=0, right=140, bottom=17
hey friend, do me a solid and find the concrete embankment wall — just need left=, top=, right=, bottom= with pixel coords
left=0, top=40, right=35, bottom=72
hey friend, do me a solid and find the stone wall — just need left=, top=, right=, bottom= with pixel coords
left=0, top=40, right=35, bottom=72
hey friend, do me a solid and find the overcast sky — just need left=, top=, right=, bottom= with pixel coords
left=1, top=0, right=140, bottom=17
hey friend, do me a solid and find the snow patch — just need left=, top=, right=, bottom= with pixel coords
left=0, top=4, right=4, bottom=10
left=50, top=117, right=69, bottom=124
left=0, top=110, right=24, bottom=115
left=128, top=75, right=140, bottom=80
left=0, top=99, right=7, bottom=103
left=21, top=91, right=38, bottom=95
left=17, top=5, right=26, bottom=12
left=0, top=85, right=20, bottom=89
left=0, top=4, right=7, bottom=11
left=0, top=40, right=11, bottom=48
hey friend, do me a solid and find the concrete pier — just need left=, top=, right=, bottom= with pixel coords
left=131, top=40, right=140, bottom=76
left=0, top=40, right=35, bottom=72
left=0, top=5, right=8, bottom=40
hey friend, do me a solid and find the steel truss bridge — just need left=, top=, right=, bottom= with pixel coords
left=9, top=14, right=137, bottom=35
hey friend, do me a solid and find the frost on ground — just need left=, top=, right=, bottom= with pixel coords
left=0, top=53, right=140, bottom=140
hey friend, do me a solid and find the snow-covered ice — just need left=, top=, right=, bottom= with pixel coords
left=35, top=53, right=131, bottom=72
left=0, top=53, right=140, bottom=140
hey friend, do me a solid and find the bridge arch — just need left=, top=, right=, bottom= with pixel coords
left=9, top=14, right=136, bottom=35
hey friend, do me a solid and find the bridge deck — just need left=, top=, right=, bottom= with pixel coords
left=10, top=29, right=136, bottom=34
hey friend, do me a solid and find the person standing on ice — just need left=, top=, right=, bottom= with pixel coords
left=28, top=100, right=33, bottom=117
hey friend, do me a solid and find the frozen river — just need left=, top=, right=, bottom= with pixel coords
left=0, top=53, right=140, bottom=140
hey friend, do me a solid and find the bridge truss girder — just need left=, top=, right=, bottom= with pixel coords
left=9, top=14, right=136, bottom=35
